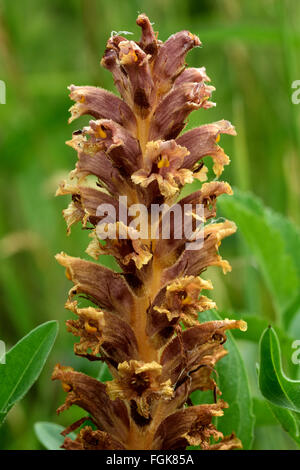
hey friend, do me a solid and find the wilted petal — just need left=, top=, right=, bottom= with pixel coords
left=66, top=133, right=137, bottom=200
left=101, top=35, right=132, bottom=102
left=160, top=319, right=247, bottom=386
left=71, top=146, right=126, bottom=195
left=149, top=82, right=215, bottom=141
left=65, top=300, right=139, bottom=364
left=62, top=200, right=85, bottom=235
left=176, top=120, right=237, bottom=177
left=52, top=364, right=129, bottom=444
left=161, top=220, right=237, bottom=285
left=136, top=13, right=159, bottom=56
left=154, top=181, right=233, bottom=263
left=152, top=401, right=226, bottom=450
left=146, top=277, right=215, bottom=345
left=85, top=119, right=142, bottom=175
left=56, top=179, right=119, bottom=229
left=209, top=433, right=242, bottom=450
left=180, top=181, right=233, bottom=220
left=174, top=66, right=210, bottom=87
left=118, top=40, right=155, bottom=115
left=68, top=85, right=137, bottom=134
left=55, top=252, right=135, bottom=320
left=189, top=346, right=227, bottom=395
left=154, top=276, right=215, bottom=327
left=86, top=225, right=152, bottom=271
left=152, top=30, right=201, bottom=94
left=62, top=427, right=125, bottom=450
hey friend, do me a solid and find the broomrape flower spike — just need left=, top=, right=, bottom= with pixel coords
left=53, top=13, right=246, bottom=450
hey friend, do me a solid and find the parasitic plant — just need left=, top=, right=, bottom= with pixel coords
left=53, top=14, right=247, bottom=450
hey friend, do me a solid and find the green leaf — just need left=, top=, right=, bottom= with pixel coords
left=259, top=326, right=300, bottom=413
left=219, top=190, right=300, bottom=320
left=267, top=402, right=300, bottom=447
left=34, top=422, right=76, bottom=450
left=0, top=321, right=58, bottom=422
left=218, top=311, right=299, bottom=377
left=253, top=397, right=277, bottom=426
left=265, top=209, right=300, bottom=279
left=97, top=362, right=112, bottom=382
left=0, top=411, right=8, bottom=426
left=193, top=311, right=254, bottom=449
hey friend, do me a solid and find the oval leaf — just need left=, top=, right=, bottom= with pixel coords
left=267, top=402, right=300, bottom=446
left=34, top=422, right=76, bottom=450
left=259, top=326, right=300, bottom=413
left=0, top=321, right=58, bottom=421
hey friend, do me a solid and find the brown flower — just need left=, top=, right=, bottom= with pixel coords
left=65, top=300, right=139, bottom=364
left=54, top=13, right=245, bottom=450
left=107, top=360, right=173, bottom=418
left=52, top=364, right=130, bottom=445
left=132, top=139, right=192, bottom=198
left=153, top=276, right=216, bottom=327
left=152, top=401, right=227, bottom=449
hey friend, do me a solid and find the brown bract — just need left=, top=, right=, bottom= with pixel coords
left=54, top=13, right=245, bottom=450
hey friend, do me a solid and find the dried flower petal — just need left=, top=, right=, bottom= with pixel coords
left=62, top=427, right=125, bottom=450
left=161, top=220, right=237, bottom=286
left=55, top=252, right=135, bottom=320
left=65, top=300, right=139, bottom=364
left=152, top=401, right=226, bottom=450
left=176, top=120, right=237, bottom=177
left=52, top=364, right=129, bottom=444
left=149, top=82, right=215, bottom=141
left=160, top=319, right=247, bottom=386
left=68, top=85, right=137, bottom=134
left=136, top=14, right=158, bottom=56
left=152, top=30, right=201, bottom=94
left=80, top=119, right=142, bottom=175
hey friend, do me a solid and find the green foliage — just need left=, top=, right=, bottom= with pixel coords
left=252, top=398, right=277, bottom=427
left=220, top=190, right=300, bottom=446
left=219, top=189, right=300, bottom=322
left=0, top=321, right=58, bottom=425
left=258, top=327, right=300, bottom=446
left=34, top=422, right=76, bottom=450
left=267, top=402, right=300, bottom=446
left=259, top=327, right=300, bottom=413
left=193, top=311, right=254, bottom=449
left=97, top=362, right=112, bottom=382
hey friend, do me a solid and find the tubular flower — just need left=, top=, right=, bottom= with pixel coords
left=53, top=14, right=246, bottom=450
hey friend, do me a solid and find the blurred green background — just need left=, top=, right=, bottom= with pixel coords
left=0, top=0, right=299, bottom=450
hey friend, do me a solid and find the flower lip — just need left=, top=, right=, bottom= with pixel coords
left=106, top=360, right=173, bottom=418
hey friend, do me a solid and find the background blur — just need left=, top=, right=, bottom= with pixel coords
left=0, top=0, right=299, bottom=449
